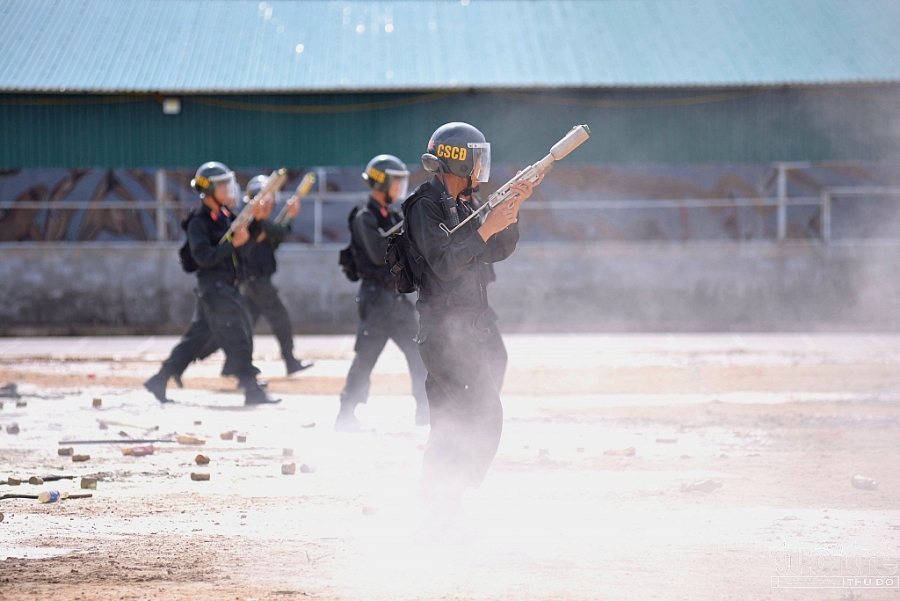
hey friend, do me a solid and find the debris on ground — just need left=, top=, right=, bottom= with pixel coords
left=604, top=447, right=636, bottom=457
left=300, top=464, right=315, bottom=473
left=282, top=463, right=296, bottom=475
left=195, top=454, right=210, bottom=465
left=850, top=475, right=877, bottom=490
left=176, top=435, right=205, bottom=445
left=80, top=477, right=98, bottom=490
left=680, top=479, right=723, bottom=493
left=58, top=447, right=74, bottom=456
left=27, top=476, right=43, bottom=485
left=38, top=490, right=61, bottom=503
left=190, top=472, right=210, bottom=481
left=122, top=445, right=154, bottom=456
left=0, top=383, right=20, bottom=399
left=38, top=491, right=93, bottom=503
left=220, top=431, right=235, bottom=440
left=236, top=434, right=247, bottom=443
left=283, top=448, right=293, bottom=457
left=72, top=454, right=90, bottom=462
left=92, top=397, right=102, bottom=407
left=6, top=424, right=20, bottom=435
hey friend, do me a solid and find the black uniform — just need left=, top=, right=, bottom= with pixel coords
left=239, top=219, right=298, bottom=360
left=174, top=216, right=312, bottom=379
left=190, top=219, right=297, bottom=362
left=405, top=176, right=516, bottom=495
left=157, top=204, right=262, bottom=388
left=340, top=198, right=428, bottom=413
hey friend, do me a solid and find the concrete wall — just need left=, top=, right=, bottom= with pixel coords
left=2, top=241, right=899, bottom=335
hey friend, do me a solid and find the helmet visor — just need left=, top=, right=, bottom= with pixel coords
left=386, top=168, right=410, bottom=201
left=467, top=142, right=491, bottom=183
left=209, top=172, right=239, bottom=204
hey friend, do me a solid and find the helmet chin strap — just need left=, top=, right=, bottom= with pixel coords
left=462, top=176, right=475, bottom=197
left=203, top=192, right=226, bottom=211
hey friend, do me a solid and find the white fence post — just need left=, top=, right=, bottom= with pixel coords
left=776, top=164, right=787, bottom=241
left=155, top=169, right=166, bottom=242
left=314, top=167, right=326, bottom=246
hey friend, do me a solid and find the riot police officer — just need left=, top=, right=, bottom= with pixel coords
left=143, top=162, right=280, bottom=405
left=239, top=175, right=314, bottom=375
left=166, top=176, right=313, bottom=386
left=402, top=123, right=538, bottom=506
left=335, top=155, right=429, bottom=432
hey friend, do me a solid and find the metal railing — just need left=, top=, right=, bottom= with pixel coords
left=2, top=168, right=899, bottom=244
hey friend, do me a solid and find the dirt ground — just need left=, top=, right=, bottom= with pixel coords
left=0, top=334, right=899, bottom=600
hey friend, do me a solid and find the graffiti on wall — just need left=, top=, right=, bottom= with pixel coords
left=1, top=163, right=899, bottom=243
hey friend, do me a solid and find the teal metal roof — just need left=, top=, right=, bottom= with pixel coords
left=2, top=0, right=900, bottom=93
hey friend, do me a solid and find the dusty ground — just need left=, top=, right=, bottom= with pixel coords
left=0, top=334, right=899, bottom=600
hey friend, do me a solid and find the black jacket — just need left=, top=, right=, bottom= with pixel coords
left=187, top=203, right=261, bottom=286
left=242, top=219, right=292, bottom=280
left=352, top=197, right=402, bottom=288
left=404, top=176, right=518, bottom=321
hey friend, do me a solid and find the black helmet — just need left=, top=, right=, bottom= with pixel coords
left=422, top=122, right=491, bottom=183
left=245, top=175, right=267, bottom=200
left=191, top=161, right=237, bottom=197
left=362, top=154, right=410, bottom=202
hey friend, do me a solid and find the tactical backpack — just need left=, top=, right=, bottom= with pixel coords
left=338, top=205, right=362, bottom=282
left=384, top=230, right=424, bottom=294
left=384, top=197, right=426, bottom=294
left=178, top=211, right=199, bottom=273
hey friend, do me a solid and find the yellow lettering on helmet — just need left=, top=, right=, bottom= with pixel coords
left=436, top=145, right=467, bottom=161
left=367, top=167, right=386, bottom=183
left=195, top=175, right=209, bottom=188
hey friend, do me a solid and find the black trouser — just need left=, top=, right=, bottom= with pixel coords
left=162, top=278, right=257, bottom=381
left=417, top=312, right=508, bottom=492
left=241, top=276, right=295, bottom=360
left=183, top=276, right=294, bottom=371
left=340, top=281, right=427, bottom=408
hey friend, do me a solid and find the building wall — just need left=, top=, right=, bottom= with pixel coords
left=2, top=86, right=900, bottom=169
left=2, top=241, right=898, bottom=335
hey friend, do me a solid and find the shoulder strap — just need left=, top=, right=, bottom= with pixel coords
left=181, top=208, right=198, bottom=232
left=347, top=204, right=364, bottom=227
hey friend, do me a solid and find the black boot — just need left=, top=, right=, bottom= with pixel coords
left=143, top=370, right=174, bottom=404
left=285, top=356, right=314, bottom=375
left=334, top=402, right=362, bottom=432
left=236, top=378, right=268, bottom=390
left=243, top=380, right=281, bottom=405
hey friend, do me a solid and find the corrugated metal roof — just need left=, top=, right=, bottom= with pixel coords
left=2, top=0, right=900, bottom=93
